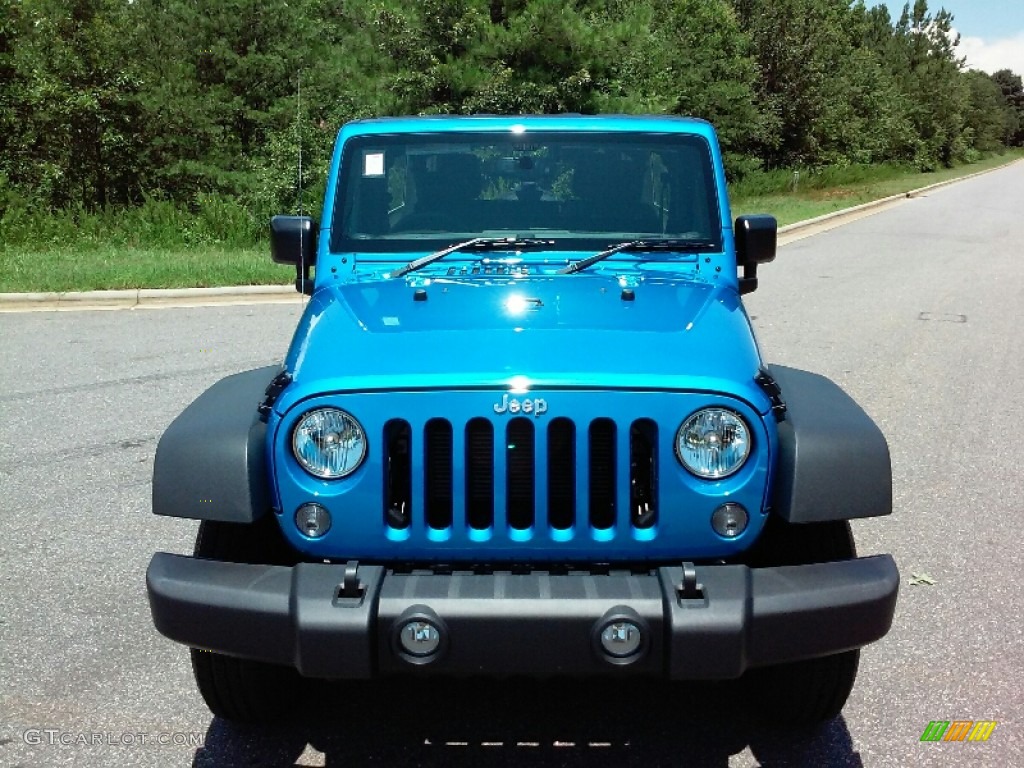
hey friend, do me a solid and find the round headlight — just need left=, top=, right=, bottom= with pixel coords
left=675, top=408, right=751, bottom=479
left=292, top=408, right=367, bottom=479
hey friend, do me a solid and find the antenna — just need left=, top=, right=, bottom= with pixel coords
left=296, top=70, right=308, bottom=301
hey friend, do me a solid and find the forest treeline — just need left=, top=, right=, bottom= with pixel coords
left=1, top=0, right=1023, bottom=245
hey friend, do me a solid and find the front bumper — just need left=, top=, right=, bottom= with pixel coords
left=147, top=554, right=898, bottom=679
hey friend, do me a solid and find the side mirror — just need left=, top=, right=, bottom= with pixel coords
left=735, top=214, right=777, bottom=295
left=271, top=215, right=317, bottom=294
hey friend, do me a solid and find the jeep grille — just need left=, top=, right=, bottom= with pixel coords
left=383, top=416, right=659, bottom=541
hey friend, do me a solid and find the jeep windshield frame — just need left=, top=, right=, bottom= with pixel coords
left=329, top=131, right=723, bottom=258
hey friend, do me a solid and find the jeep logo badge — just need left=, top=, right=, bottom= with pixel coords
left=493, top=393, right=547, bottom=417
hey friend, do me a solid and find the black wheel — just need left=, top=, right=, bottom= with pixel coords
left=189, top=516, right=304, bottom=724
left=742, top=519, right=861, bottom=728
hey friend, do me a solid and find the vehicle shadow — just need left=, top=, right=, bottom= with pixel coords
left=192, top=679, right=865, bottom=768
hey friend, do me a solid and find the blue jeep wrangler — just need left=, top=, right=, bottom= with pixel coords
left=147, top=115, right=899, bottom=727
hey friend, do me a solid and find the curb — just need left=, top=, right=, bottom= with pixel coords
left=0, top=283, right=296, bottom=311
left=2, top=157, right=1020, bottom=312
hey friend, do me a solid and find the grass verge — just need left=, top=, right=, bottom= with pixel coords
left=730, top=151, right=1023, bottom=225
left=1, top=151, right=1021, bottom=293
left=0, top=246, right=284, bottom=293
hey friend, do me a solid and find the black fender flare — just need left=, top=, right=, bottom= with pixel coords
left=152, top=366, right=280, bottom=522
left=768, top=365, right=892, bottom=522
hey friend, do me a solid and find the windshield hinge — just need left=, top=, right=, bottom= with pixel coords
left=754, top=368, right=787, bottom=421
left=257, top=370, right=292, bottom=421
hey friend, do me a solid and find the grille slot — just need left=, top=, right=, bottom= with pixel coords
left=629, top=419, right=658, bottom=529
left=588, top=418, right=617, bottom=529
left=383, top=419, right=412, bottom=529
left=424, top=419, right=453, bottom=529
left=547, top=418, right=576, bottom=529
left=466, top=418, right=494, bottom=530
left=506, top=418, right=535, bottom=530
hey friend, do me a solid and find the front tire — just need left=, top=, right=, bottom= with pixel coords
left=742, top=519, right=861, bottom=728
left=189, top=516, right=304, bottom=724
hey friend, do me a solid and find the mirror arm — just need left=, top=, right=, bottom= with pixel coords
left=739, top=261, right=758, bottom=295
left=295, top=264, right=314, bottom=295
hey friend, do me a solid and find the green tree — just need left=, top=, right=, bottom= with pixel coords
left=366, top=0, right=606, bottom=115
left=364, top=0, right=767, bottom=175
left=962, top=70, right=1013, bottom=153
left=598, top=0, right=768, bottom=177
left=989, top=69, right=1024, bottom=145
left=889, top=1, right=970, bottom=167
left=819, top=47, right=916, bottom=164
left=731, top=0, right=867, bottom=167
left=0, top=0, right=28, bottom=203
left=128, top=0, right=374, bottom=216
left=12, top=0, right=143, bottom=209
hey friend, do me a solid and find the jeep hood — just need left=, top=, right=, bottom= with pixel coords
left=279, top=275, right=768, bottom=413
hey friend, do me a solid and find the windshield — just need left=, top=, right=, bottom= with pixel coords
left=330, top=131, right=722, bottom=255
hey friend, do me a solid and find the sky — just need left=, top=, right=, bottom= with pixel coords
left=870, top=1, right=1024, bottom=75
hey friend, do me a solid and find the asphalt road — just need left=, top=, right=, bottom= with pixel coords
left=2, top=162, right=1022, bottom=767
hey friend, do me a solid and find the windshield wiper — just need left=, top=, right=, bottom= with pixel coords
left=392, top=237, right=555, bottom=279
left=558, top=238, right=718, bottom=275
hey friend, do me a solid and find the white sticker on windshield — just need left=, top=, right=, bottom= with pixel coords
left=382, top=316, right=400, bottom=326
left=364, top=152, right=385, bottom=177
